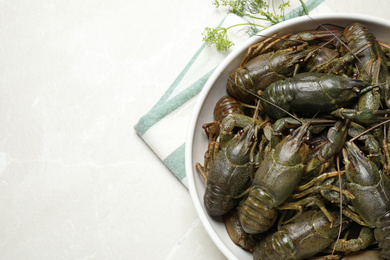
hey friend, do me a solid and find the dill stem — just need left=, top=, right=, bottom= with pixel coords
left=225, top=23, right=268, bottom=31
left=299, top=0, right=309, bottom=15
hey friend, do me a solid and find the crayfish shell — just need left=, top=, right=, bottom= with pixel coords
left=237, top=186, right=278, bottom=234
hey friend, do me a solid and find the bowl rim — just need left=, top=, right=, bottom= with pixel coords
left=185, top=12, right=390, bottom=260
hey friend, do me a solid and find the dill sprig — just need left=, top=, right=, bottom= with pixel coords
left=203, top=0, right=306, bottom=51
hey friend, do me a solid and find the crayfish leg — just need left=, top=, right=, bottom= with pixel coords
left=202, top=121, right=219, bottom=143
left=240, top=33, right=287, bottom=66
left=196, top=138, right=221, bottom=182
left=296, top=170, right=341, bottom=191
left=280, top=29, right=342, bottom=49
left=278, top=196, right=335, bottom=224
left=195, top=162, right=207, bottom=182
left=330, top=226, right=375, bottom=254
left=341, top=208, right=369, bottom=227
left=330, top=108, right=390, bottom=125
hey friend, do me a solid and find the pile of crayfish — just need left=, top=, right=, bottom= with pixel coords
left=196, top=22, right=390, bottom=260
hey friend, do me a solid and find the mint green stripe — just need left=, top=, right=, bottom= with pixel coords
left=163, top=143, right=186, bottom=181
left=133, top=43, right=208, bottom=136
left=155, top=42, right=209, bottom=104
left=134, top=17, right=227, bottom=137
left=302, top=0, right=326, bottom=13
left=282, top=0, right=325, bottom=21
left=134, top=68, right=216, bottom=136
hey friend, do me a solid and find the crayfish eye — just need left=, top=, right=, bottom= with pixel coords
left=298, top=58, right=304, bottom=63
left=302, top=136, right=310, bottom=144
left=292, top=46, right=297, bottom=51
left=353, top=87, right=360, bottom=94
left=352, top=73, right=358, bottom=79
left=239, top=129, right=245, bottom=136
left=251, top=135, right=256, bottom=141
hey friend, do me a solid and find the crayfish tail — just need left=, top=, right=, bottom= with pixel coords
left=238, top=185, right=277, bottom=234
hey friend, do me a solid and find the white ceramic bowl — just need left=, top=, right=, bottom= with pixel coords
left=186, top=13, right=390, bottom=260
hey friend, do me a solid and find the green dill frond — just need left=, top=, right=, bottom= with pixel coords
left=279, top=1, right=291, bottom=11
left=203, top=0, right=307, bottom=51
left=211, top=0, right=220, bottom=7
left=244, top=0, right=268, bottom=14
left=202, top=27, right=234, bottom=51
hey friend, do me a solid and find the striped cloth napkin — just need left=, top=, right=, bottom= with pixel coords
left=134, top=0, right=332, bottom=188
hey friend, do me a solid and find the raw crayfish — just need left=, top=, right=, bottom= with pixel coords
left=196, top=98, right=267, bottom=216
left=196, top=21, right=390, bottom=260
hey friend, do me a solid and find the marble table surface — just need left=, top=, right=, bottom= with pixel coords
left=1, top=0, right=390, bottom=259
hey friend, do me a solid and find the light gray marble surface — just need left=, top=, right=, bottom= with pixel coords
left=1, top=0, right=389, bottom=259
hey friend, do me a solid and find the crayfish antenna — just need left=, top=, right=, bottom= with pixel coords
left=330, top=154, right=344, bottom=258
left=349, top=118, right=390, bottom=142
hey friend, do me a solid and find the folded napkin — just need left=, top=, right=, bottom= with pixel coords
left=134, top=0, right=332, bottom=188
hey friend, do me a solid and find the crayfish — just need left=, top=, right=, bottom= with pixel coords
left=196, top=21, right=390, bottom=260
